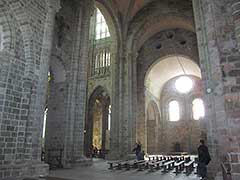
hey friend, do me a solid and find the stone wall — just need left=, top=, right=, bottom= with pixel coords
left=193, top=0, right=240, bottom=178
left=160, top=76, right=203, bottom=154
left=44, top=0, right=94, bottom=167
left=0, top=0, right=94, bottom=178
left=0, top=0, right=51, bottom=178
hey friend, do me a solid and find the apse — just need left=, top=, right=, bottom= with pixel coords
left=145, top=56, right=201, bottom=99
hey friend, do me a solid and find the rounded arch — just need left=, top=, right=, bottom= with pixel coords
left=135, top=16, right=195, bottom=51
left=144, top=54, right=200, bottom=83
left=137, top=28, right=200, bottom=100
left=145, top=55, right=201, bottom=99
left=136, top=28, right=199, bottom=154
left=127, top=0, right=195, bottom=52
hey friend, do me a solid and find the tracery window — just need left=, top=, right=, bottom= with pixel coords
left=94, top=47, right=111, bottom=75
left=192, top=98, right=205, bottom=120
left=95, top=8, right=110, bottom=40
left=90, top=8, right=112, bottom=77
left=169, top=100, right=180, bottom=122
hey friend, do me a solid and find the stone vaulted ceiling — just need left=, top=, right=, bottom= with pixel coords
left=112, top=0, right=155, bottom=20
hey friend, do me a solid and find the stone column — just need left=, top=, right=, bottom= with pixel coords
left=101, top=97, right=110, bottom=151
left=25, top=0, right=61, bottom=177
left=193, top=0, right=236, bottom=178
left=192, top=0, right=222, bottom=178
left=63, top=0, right=94, bottom=166
left=232, top=0, right=240, bottom=49
left=33, top=0, right=61, bottom=161
left=229, top=2, right=240, bottom=179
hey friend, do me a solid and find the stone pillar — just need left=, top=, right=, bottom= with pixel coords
left=27, top=0, right=61, bottom=177
left=232, top=0, right=240, bottom=49
left=227, top=1, right=240, bottom=179
left=193, top=0, right=240, bottom=179
left=0, top=0, right=60, bottom=179
left=63, top=0, right=94, bottom=166
left=192, top=0, right=230, bottom=178
left=34, top=0, right=61, bottom=161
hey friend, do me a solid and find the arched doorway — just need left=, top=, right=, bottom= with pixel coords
left=85, top=86, right=111, bottom=158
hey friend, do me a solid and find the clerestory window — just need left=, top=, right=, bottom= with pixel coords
left=169, top=100, right=180, bottom=122
left=192, top=98, right=205, bottom=120
left=95, top=8, right=110, bottom=40
left=90, top=8, right=112, bottom=77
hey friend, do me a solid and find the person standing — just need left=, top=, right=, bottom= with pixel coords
left=132, top=142, right=142, bottom=160
left=198, top=139, right=211, bottom=180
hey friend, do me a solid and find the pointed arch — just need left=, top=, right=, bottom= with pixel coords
left=84, top=85, right=111, bottom=157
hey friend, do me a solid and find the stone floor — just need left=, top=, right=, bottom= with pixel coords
left=47, top=159, right=200, bottom=180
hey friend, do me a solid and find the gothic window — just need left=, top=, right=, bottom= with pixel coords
left=169, top=100, right=180, bottom=122
left=95, top=8, right=110, bottom=40
left=94, top=48, right=111, bottom=75
left=192, top=98, right=205, bottom=120
left=90, top=8, right=112, bottom=77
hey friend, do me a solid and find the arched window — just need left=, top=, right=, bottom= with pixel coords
left=108, top=105, right=111, bottom=131
left=192, top=98, right=205, bottom=120
left=0, top=26, right=3, bottom=50
left=42, top=108, right=48, bottom=139
left=169, top=100, right=180, bottom=121
left=96, top=8, right=110, bottom=40
left=90, top=8, right=112, bottom=77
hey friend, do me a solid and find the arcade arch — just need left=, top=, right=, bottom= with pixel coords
left=85, top=86, right=111, bottom=158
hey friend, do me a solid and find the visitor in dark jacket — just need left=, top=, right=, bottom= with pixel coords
left=132, top=142, right=141, bottom=160
left=198, top=139, right=211, bottom=180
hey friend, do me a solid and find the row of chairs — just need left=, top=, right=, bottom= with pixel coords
left=108, top=155, right=196, bottom=175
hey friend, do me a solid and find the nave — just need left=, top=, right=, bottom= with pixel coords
left=46, top=158, right=200, bottom=180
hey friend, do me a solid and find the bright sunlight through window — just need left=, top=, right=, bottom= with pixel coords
left=96, top=8, right=110, bottom=40
left=192, top=98, right=205, bottom=120
left=175, top=76, right=193, bottom=94
left=169, top=100, right=180, bottom=122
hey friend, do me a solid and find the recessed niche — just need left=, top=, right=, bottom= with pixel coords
left=156, top=44, right=162, bottom=49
